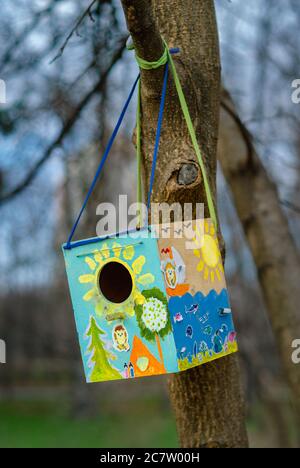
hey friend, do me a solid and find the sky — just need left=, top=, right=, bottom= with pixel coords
left=0, top=0, right=299, bottom=291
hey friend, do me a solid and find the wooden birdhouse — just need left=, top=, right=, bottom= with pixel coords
left=62, top=47, right=237, bottom=383
left=63, top=220, right=237, bottom=383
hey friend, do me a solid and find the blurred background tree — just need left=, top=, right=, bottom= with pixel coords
left=0, top=0, right=299, bottom=448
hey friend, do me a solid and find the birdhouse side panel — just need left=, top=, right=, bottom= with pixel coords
left=158, top=219, right=238, bottom=371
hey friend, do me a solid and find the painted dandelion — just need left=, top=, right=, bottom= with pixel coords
left=141, top=297, right=168, bottom=333
left=135, top=288, right=172, bottom=371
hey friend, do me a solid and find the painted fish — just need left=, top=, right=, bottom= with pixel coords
left=219, top=307, right=232, bottom=317
left=186, top=325, right=193, bottom=339
left=193, top=341, right=198, bottom=358
left=173, top=312, right=184, bottom=323
left=179, top=347, right=187, bottom=359
left=203, top=326, right=213, bottom=336
left=185, top=304, right=199, bottom=314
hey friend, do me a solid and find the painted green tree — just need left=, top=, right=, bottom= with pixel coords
left=86, top=316, right=122, bottom=382
left=135, top=288, right=172, bottom=371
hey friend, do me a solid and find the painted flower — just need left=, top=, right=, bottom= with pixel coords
left=141, top=297, right=168, bottom=333
left=78, top=242, right=154, bottom=318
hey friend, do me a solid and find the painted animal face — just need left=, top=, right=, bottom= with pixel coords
left=165, top=263, right=177, bottom=288
left=115, top=329, right=126, bottom=345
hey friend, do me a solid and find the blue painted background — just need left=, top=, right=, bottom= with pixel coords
left=168, top=289, right=235, bottom=362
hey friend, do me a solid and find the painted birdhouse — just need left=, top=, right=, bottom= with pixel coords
left=63, top=219, right=237, bottom=383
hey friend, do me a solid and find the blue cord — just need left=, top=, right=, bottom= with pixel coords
left=65, top=48, right=179, bottom=250
left=65, top=74, right=140, bottom=250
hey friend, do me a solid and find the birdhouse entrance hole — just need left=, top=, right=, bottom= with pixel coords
left=98, top=261, right=133, bottom=304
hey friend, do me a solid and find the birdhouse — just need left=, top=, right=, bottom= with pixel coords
left=63, top=219, right=237, bottom=383
left=63, top=48, right=238, bottom=383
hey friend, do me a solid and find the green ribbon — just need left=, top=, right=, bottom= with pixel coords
left=135, top=47, right=168, bottom=70
left=133, top=42, right=218, bottom=229
left=166, top=47, right=218, bottom=229
left=136, top=79, right=143, bottom=227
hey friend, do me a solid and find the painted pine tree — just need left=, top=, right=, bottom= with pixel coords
left=86, top=316, right=122, bottom=382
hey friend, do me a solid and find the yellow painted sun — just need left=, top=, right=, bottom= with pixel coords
left=193, top=220, right=224, bottom=283
left=78, top=242, right=154, bottom=319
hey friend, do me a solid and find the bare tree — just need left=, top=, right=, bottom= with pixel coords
left=219, top=91, right=300, bottom=420
left=120, top=0, right=248, bottom=448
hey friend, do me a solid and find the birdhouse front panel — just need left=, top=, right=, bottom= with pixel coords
left=63, top=231, right=179, bottom=383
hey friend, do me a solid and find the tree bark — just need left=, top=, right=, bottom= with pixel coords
left=120, top=0, right=248, bottom=448
left=218, top=91, right=300, bottom=409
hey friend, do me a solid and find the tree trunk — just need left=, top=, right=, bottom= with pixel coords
left=218, top=91, right=300, bottom=412
left=120, top=0, right=248, bottom=448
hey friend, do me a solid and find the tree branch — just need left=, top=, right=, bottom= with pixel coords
left=50, top=0, right=100, bottom=63
left=120, top=0, right=166, bottom=97
left=219, top=90, right=300, bottom=407
left=0, top=2, right=57, bottom=72
left=121, top=0, right=164, bottom=62
left=280, top=199, right=300, bottom=215
left=0, top=39, right=127, bottom=205
left=221, top=94, right=254, bottom=167
left=220, top=96, right=300, bottom=217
